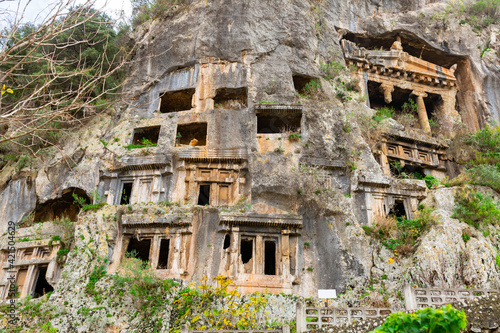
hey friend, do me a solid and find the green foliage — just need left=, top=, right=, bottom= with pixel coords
left=131, top=0, right=191, bottom=28
left=302, top=79, right=322, bottom=97
left=450, top=125, right=500, bottom=192
left=373, top=107, right=395, bottom=123
left=15, top=156, right=31, bottom=172
left=496, top=254, right=500, bottom=269
left=112, top=257, right=178, bottom=330
left=320, top=60, right=345, bottom=81
left=463, top=0, right=500, bottom=29
left=423, top=175, right=441, bottom=189
left=85, top=264, right=107, bottom=296
left=1, top=5, right=129, bottom=153
left=124, top=137, right=158, bottom=150
left=452, top=189, right=500, bottom=228
left=72, top=193, right=87, bottom=206
left=370, top=206, right=438, bottom=255
left=171, top=276, right=268, bottom=332
left=288, top=132, right=302, bottom=142
left=467, top=164, right=500, bottom=192
left=74, top=189, right=106, bottom=211
left=274, top=146, right=285, bottom=153
left=362, top=225, right=372, bottom=235
left=402, top=98, right=418, bottom=114
left=461, top=232, right=471, bottom=243
left=466, top=125, right=500, bottom=165
left=82, top=202, right=106, bottom=211
left=370, top=304, right=467, bottom=333
left=342, top=123, right=351, bottom=133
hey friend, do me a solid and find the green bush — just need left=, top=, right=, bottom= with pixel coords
left=370, top=206, right=437, bottom=255
left=467, top=164, right=500, bottom=192
left=301, top=79, right=321, bottom=97
left=373, top=107, right=395, bottom=123
left=131, top=0, right=191, bottom=28
left=320, top=60, right=345, bottom=81
left=496, top=254, right=500, bottom=269
left=370, top=304, right=467, bottom=333
left=85, top=264, right=107, bottom=295
left=466, top=125, right=500, bottom=165
left=461, top=232, right=471, bottom=243
left=453, top=189, right=500, bottom=228
left=402, top=98, right=418, bottom=114
left=113, top=257, right=177, bottom=328
left=423, top=175, right=441, bottom=189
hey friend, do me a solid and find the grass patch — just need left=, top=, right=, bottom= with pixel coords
left=452, top=189, right=500, bottom=228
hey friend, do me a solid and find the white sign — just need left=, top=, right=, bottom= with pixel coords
left=318, top=289, right=337, bottom=299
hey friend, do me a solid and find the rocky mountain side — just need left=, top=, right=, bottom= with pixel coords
left=0, top=0, right=499, bottom=332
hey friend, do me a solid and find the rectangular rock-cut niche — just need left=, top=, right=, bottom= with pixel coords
left=120, top=182, right=133, bottom=205
left=157, top=239, right=170, bottom=269
left=240, top=238, right=254, bottom=274
left=257, top=113, right=302, bottom=133
left=132, top=126, right=160, bottom=146
left=160, top=89, right=195, bottom=113
left=197, top=184, right=210, bottom=205
left=176, top=123, right=207, bottom=146
left=126, top=238, right=151, bottom=262
left=388, top=199, right=408, bottom=220
left=32, top=265, right=53, bottom=298
left=424, top=92, right=444, bottom=127
left=264, top=240, right=277, bottom=275
left=213, top=87, right=248, bottom=109
left=292, top=74, right=317, bottom=94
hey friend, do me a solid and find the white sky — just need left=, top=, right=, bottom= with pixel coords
left=0, top=0, right=132, bottom=27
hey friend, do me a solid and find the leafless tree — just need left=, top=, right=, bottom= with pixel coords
left=0, top=0, right=135, bottom=158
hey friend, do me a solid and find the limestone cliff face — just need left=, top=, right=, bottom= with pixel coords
left=0, top=0, right=499, bottom=330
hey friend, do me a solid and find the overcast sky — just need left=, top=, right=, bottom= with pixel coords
left=0, top=0, right=132, bottom=26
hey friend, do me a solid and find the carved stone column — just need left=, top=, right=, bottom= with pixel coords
left=281, top=230, right=290, bottom=277
left=412, top=91, right=431, bottom=133
left=380, top=83, right=394, bottom=104
left=255, top=235, right=263, bottom=275
left=230, top=227, right=240, bottom=276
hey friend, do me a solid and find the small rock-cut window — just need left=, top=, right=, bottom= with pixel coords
left=257, top=113, right=301, bottom=133
left=132, top=126, right=161, bottom=146
left=264, top=240, right=276, bottom=275
left=120, top=182, right=133, bottom=205
left=241, top=239, right=253, bottom=264
left=293, top=74, right=316, bottom=94
left=213, top=87, right=248, bottom=109
left=197, top=184, right=210, bottom=205
left=160, top=89, right=195, bottom=113
left=223, top=234, right=231, bottom=250
left=176, top=123, right=207, bottom=146
left=157, top=239, right=170, bottom=269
